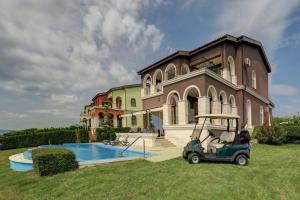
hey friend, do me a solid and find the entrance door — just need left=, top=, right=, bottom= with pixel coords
left=117, top=114, right=122, bottom=128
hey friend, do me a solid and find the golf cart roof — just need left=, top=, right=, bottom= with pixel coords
left=194, top=114, right=240, bottom=119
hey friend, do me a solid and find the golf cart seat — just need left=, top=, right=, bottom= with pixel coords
left=207, top=131, right=235, bottom=153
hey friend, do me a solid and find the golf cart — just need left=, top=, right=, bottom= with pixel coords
left=183, top=114, right=251, bottom=166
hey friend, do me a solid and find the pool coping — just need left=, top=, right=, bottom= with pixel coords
left=9, top=143, right=155, bottom=170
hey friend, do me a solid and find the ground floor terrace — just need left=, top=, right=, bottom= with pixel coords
left=126, top=71, right=273, bottom=147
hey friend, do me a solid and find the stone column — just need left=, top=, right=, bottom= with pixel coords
left=212, top=100, right=221, bottom=125
left=178, top=100, right=188, bottom=125
left=231, top=75, right=237, bottom=85
left=223, top=68, right=229, bottom=81
left=163, top=104, right=171, bottom=126
left=198, top=97, right=210, bottom=124
left=150, top=85, right=155, bottom=94
left=141, top=88, right=145, bottom=98
left=222, top=103, right=231, bottom=126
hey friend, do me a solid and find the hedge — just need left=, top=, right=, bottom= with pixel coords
left=4, top=126, right=80, bottom=136
left=0, top=129, right=89, bottom=150
left=32, top=147, right=78, bottom=176
left=283, top=126, right=300, bottom=141
left=253, top=123, right=287, bottom=145
left=77, top=129, right=89, bottom=143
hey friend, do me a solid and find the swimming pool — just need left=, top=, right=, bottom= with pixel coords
left=10, top=143, right=152, bottom=171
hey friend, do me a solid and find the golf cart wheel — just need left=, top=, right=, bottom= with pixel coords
left=235, top=155, right=248, bottom=166
left=188, top=153, right=200, bottom=164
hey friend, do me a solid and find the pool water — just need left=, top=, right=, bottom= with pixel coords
left=10, top=143, right=152, bottom=171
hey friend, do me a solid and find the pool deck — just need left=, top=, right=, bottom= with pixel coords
left=9, top=153, right=33, bottom=164
left=131, top=146, right=183, bottom=162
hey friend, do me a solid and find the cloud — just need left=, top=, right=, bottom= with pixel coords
left=0, top=0, right=164, bottom=129
left=270, top=84, right=298, bottom=96
left=28, top=109, right=62, bottom=115
left=0, top=0, right=164, bottom=97
left=215, top=0, right=300, bottom=52
left=50, top=94, right=79, bottom=105
left=0, top=111, right=28, bottom=119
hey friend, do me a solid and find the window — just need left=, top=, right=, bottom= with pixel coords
left=153, top=70, right=163, bottom=93
left=252, top=70, right=257, bottom=89
left=116, top=97, right=122, bottom=109
left=181, top=64, right=189, bottom=75
left=165, top=64, right=176, bottom=80
left=260, top=106, right=264, bottom=125
left=132, top=116, right=137, bottom=126
left=131, top=98, right=136, bottom=107
left=144, top=75, right=152, bottom=95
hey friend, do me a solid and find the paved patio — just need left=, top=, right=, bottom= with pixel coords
left=132, top=146, right=183, bottom=162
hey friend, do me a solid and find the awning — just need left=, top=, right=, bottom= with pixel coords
left=120, top=107, right=162, bottom=118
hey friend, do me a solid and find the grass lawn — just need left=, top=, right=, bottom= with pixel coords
left=1, top=144, right=300, bottom=200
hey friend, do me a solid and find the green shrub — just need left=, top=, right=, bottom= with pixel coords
left=32, top=147, right=78, bottom=176
left=283, top=126, right=300, bottom=141
left=0, top=130, right=76, bottom=150
left=253, top=123, right=287, bottom=145
left=96, top=127, right=117, bottom=142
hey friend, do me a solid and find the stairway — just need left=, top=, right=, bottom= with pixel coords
left=154, top=138, right=176, bottom=147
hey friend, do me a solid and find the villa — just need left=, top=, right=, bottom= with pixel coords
left=82, top=34, right=274, bottom=148
left=80, top=84, right=144, bottom=137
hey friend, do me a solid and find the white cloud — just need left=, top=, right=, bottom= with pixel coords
left=215, top=0, right=300, bottom=52
left=50, top=94, right=79, bottom=105
left=0, top=0, right=164, bottom=96
left=0, top=0, right=164, bottom=129
left=270, top=84, right=298, bottom=96
left=0, top=111, right=28, bottom=119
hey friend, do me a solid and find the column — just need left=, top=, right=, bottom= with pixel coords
left=150, top=85, right=155, bottom=94
left=178, top=100, right=188, bottom=125
left=163, top=104, right=171, bottom=126
left=231, top=75, right=237, bottom=85
left=223, top=68, right=229, bottom=80
left=212, top=100, right=221, bottom=125
left=198, top=97, right=210, bottom=124
left=141, top=88, right=145, bottom=97
left=222, top=103, right=231, bottom=126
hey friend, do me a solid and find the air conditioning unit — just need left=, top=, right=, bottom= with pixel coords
left=245, top=58, right=251, bottom=66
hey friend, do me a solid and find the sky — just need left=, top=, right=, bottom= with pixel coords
left=1, top=0, right=300, bottom=130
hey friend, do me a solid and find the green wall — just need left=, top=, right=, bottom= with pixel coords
left=107, top=86, right=144, bottom=129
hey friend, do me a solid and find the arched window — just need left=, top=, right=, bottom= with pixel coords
left=247, top=100, right=252, bottom=128
left=228, top=56, right=236, bottom=84
left=181, top=64, right=190, bottom=75
left=116, top=97, right=122, bottom=109
left=207, top=86, right=217, bottom=114
left=143, top=74, right=152, bottom=96
left=183, top=86, right=200, bottom=124
left=153, top=69, right=163, bottom=93
left=260, top=106, right=264, bottom=125
left=132, top=116, right=137, bottom=126
left=165, top=64, right=176, bottom=80
left=229, top=95, right=236, bottom=127
left=167, top=91, right=180, bottom=125
left=252, top=70, right=257, bottom=89
left=98, top=112, right=104, bottom=126
left=131, top=98, right=136, bottom=107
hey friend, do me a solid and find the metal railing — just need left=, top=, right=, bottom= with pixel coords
left=120, top=136, right=145, bottom=157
